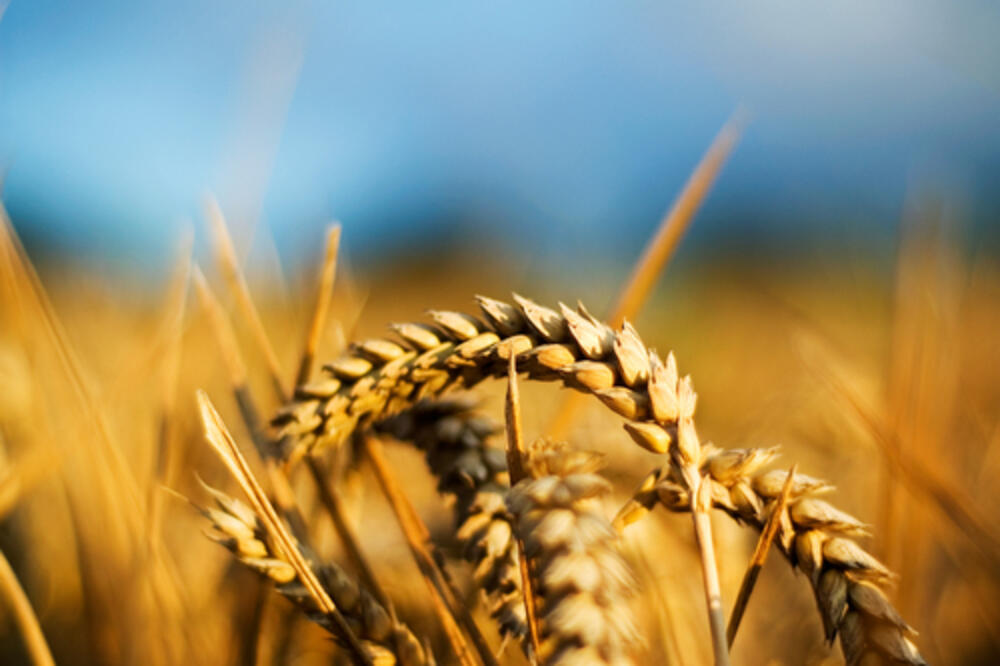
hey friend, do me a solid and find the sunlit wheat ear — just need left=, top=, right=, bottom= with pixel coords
left=197, top=391, right=375, bottom=664
left=617, top=450, right=926, bottom=666
left=507, top=440, right=639, bottom=666
left=273, top=294, right=704, bottom=465
left=379, top=399, right=528, bottom=641
left=194, top=481, right=432, bottom=666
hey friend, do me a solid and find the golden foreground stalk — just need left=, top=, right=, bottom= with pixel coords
left=0, top=548, right=55, bottom=666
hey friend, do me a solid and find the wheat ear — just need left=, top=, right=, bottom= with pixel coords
left=507, top=440, right=639, bottom=665
left=272, top=295, right=671, bottom=457
left=195, top=482, right=432, bottom=666
left=616, top=447, right=926, bottom=666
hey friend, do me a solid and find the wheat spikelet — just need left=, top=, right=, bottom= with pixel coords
left=616, top=447, right=926, bottom=666
left=379, top=398, right=527, bottom=641
left=196, top=483, right=432, bottom=666
left=506, top=440, right=639, bottom=665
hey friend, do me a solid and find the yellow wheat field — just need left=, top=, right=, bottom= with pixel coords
left=1, top=183, right=998, bottom=666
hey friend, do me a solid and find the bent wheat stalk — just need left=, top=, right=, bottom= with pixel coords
left=272, top=294, right=673, bottom=458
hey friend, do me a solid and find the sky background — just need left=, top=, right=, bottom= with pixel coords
left=1, top=1, right=999, bottom=271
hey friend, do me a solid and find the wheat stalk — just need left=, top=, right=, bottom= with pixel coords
left=615, top=447, right=926, bottom=665
left=362, top=433, right=491, bottom=666
left=272, top=294, right=926, bottom=664
left=194, top=481, right=431, bottom=666
left=0, top=547, right=55, bottom=666
left=273, top=293, right=730, bottom=658
left=507, top=440, right=639, bottom=665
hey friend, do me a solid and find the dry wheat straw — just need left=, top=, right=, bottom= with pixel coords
left=615, top=447, right=926, bottom=665
left=362, top=434, right=490, bottom=666
left=273, top=294, right=926, bottom=664
left=502, top=352, right=545, bottom=658
left=196, top=483, right=431, bottom=666
left=296, top=224, right=342, bottom=386
left=507, top=440, right=639, bottom=665
left=0, top=547, right=55, bottom=666
left=726, top=463, right=798, bottom=647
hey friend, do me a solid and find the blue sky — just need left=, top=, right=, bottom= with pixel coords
left=1, top=1, right=998, bottom=268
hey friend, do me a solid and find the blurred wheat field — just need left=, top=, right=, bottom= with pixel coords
left=1, top=195, right=999, bottom=666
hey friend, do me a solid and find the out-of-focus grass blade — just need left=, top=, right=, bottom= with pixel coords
left=295, top=224, right=341, bottom=387
left=548, top=112, right=743, bottom=438
left=206, top=196, right=288, bottom=401
left=608, top=112, right=744, bottom=329
left=0, top=548, right=55, bottom=666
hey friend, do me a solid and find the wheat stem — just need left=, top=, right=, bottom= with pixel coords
left=305, top=456, right=391, bottom=609
left=149, top=233, right=192, bottom=540
left=504, top=356, right=543, bottom=663
left=608, top=112, right=743, bottom=329
left=0, top=548, right=55, bottom=666
left=683, top=467, right=731, bottom=666
left=362, top=435, right=484, bottom=666
left=377, top=400, right=528, bottom=640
